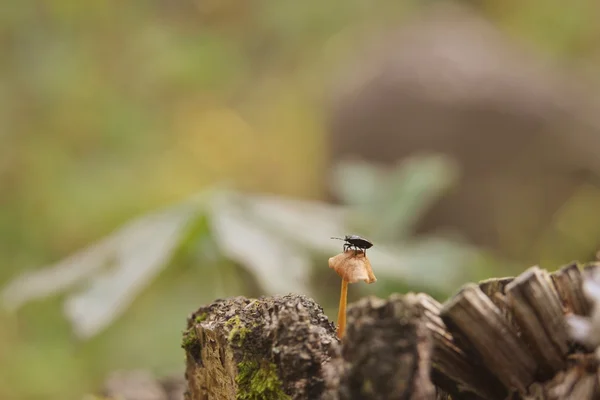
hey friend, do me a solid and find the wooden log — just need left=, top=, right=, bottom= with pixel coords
left=181, top=262, right=600, bottom=400
left=506, top=267, right=569, bottom=380
left=181, top=294, right=338, bottom=400
left=550, top=263, right=590, bottom=316
left=440, top=284, right=537, bottom=393
left=504, top=266, right=570, bottom=379
left=414, top=293, right=504, bottom=400
left=323, top=294, right=437, bottom=400
left=478, top=277, right=514, bottom=303
left=526, top=354, right=600, bottom=399
left=478, top=276, right=515, bottom=318
left=478, top=276, right=519, bottom=335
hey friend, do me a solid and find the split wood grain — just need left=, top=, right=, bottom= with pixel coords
left=550, top=263, right=590, bottom=316
left=479, top=276, right=518, bottom=333
left=415, top=293, right=504, bottom=400
left=505, top=266, right=570, bottom=379
left=440, top=283, right=537, bottom=393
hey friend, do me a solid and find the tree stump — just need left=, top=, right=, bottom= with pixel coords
left=322, top=294, right=436, bottom=400
left=182, top=263, right=600, bottom=400
left=181, top=294, right=338, bottom=400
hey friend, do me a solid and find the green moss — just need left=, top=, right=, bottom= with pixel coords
left=235, top=360, right=290, bottom=400
left=195, top=312, right=208, bottom=323
left=181, top=326, right=196, bottom=350
left=182, top=312, right=207, bottom=351
left=226, top=315, right=251, bottom=344
left=181, top=325, right=202, bottom=363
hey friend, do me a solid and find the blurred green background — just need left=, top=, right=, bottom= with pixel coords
left=3, top=1, right=600, bottom=399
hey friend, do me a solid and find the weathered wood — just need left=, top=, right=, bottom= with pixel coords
left=505, top=266, right=570, bottom=379
left=478, top=276, right=515, bottom=318
left=523, top=354, right=599, bottom=399
left=323, top=294, right=436, bottom=400
left=415, top=293, right=504, bottom=400
left=550, top=263, right=590, bottom=316
left=182, top=263, right=600, bottom=400
left=478, top=276, right=519, bottom=335
left=479, top=276, right=515, bottom=302
left=182, top=294, right=338, bottom=400
left=440, top=284, right=537, bottom=393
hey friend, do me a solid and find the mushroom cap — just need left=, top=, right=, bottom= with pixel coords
left=328, top=250, right=377, bottom=284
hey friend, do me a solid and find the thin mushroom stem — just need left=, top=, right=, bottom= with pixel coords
left=337, top=278, right=348, bottom=339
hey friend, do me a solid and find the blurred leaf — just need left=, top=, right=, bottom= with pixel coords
left=209, top=191, right=314, bottom=297
left=330, top=160, right=386, bottom=208
left=2, top=197, right=207, bottom=339
left=210, top=190, right=478, bottom=293
left=2, top=187, right=479, bottom=340
left=331, top=154, right=459, bottom=241
left=63, top=201, right=207, bottom=339
left=374, top=154, right=459, bottom=241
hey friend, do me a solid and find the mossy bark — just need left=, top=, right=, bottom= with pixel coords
left=182, top=294, right=339, bottom=400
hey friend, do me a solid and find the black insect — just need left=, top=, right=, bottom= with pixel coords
left=331, top=235, right=373, bottom=255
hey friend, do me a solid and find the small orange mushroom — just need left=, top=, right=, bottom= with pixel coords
left=328, top=250, right=376, bottom=339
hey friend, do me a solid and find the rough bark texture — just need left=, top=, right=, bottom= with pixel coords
left=433, top=263, right=600, bottom=399
left=323, top=294, right=436, bottom=400
left=182, top=294, right=339, bottom=400
left=182, top=263, right=600, bottom=400
left=551, top=262, right=591, bottom=316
